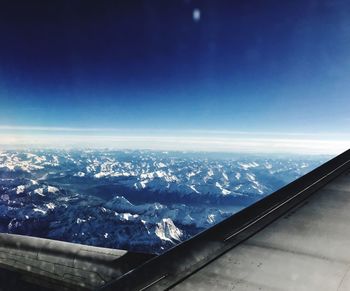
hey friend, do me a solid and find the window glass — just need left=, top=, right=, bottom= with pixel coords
left=0, top=1, right=349, bottom=254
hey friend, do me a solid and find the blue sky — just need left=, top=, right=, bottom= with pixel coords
left=0, top=1, right=349, bottom=153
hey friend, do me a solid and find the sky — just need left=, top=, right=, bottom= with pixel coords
left=0, top=0, right=349, bottom=154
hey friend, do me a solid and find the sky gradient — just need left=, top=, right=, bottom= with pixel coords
left=0, top=0, right=349, bottom=153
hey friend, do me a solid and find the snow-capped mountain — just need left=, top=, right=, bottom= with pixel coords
left=0, top=149, right=327, bottom=253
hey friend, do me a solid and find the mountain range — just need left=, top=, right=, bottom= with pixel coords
left=0, top=149, right=326, bottom=253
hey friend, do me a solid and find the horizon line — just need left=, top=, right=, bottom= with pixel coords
left=0, top=133, right=348, bottom=155
left=1, top=125, right=350, bottom=139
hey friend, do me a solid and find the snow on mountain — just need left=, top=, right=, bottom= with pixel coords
left=47, top=186, right=59, bottom=193
left=0, top=149, right=326, bottom=253
left=155, top=218, right=183, bottom=243
left=16, top=185, right=25, bottom=195
left=34, top=188, right=45, bottom=196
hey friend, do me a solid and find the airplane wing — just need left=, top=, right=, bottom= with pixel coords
left=100, top=149, right=350, bottom=291
left=0, top=233, right=154, bottom=290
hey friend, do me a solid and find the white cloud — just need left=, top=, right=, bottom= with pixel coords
left=0, top=124, right=348, bottom=155
left=0, top=133, right=348, bottom=155
left=0, top=125, right=349, bottom=138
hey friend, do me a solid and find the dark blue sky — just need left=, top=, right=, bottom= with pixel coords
left=0, top=0, right=349, bottom=151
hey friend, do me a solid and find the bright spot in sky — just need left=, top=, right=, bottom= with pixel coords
left=193, top=8, right=201, bottom=22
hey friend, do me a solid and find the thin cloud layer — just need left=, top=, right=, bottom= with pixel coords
left=0, top=132, right=348, bottom=155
